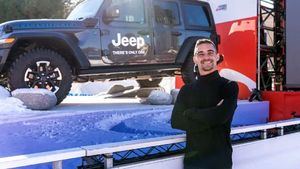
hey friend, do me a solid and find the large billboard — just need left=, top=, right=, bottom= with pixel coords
left=286, top=0, right=300, bottom=88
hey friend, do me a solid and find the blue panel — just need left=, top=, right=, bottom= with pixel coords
left=232, top=101, right=269, bottom=126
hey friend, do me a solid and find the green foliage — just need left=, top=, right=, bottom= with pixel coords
left=0, top=0, right=25, bottom=22
left=0, top=0, right=74, bottom=23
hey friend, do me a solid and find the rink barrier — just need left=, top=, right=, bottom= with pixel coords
left=1, top=118, right=300, bottom=169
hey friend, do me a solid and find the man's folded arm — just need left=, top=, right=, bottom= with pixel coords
left=185, top=82, right=239, bottom=126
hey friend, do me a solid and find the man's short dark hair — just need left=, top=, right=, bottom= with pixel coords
left=194, top=38, right=217, bottom=55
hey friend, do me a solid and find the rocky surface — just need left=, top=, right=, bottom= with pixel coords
left=12, top=89, right=57, bottom=110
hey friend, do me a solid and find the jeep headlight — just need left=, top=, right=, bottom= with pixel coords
left=0, top=38, right=15, bottom=45
left=0, top=38, right=15, bottom=48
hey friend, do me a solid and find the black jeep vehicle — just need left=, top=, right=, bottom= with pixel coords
left=0, top=0, right=218, bottom=104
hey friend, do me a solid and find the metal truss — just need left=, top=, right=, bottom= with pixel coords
left=78, top=142, right=185, bottom=169
left=231, top=131, right=261, bottom=143
left=79, top=155, right=105, bottom=169
left=283, top=124, right=300, bottom=134
left=259, top=0, right=285, bottom=91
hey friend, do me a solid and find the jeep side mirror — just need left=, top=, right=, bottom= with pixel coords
left=83, top=18, right=99, bottom=28
left=103, top=5, right=120, bottom=22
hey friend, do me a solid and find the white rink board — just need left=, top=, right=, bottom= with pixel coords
left=233, top=132, right=300, bottom=169
left=113, top=155, right=184, bottom=169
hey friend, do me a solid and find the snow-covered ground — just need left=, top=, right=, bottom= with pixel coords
left=0, top=100, right=178, bottom=169
left=0, top=80, right=180, bottom=169
left=0, top=78, right=175, bottom=124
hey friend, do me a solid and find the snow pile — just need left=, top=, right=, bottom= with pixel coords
left=0, top=97, right=28, bottom=113
left=0, top=86, right=30, bottom=114
left=0, top=86, right=10, bottom=98
left=70, top=80, right=139, bottom=96
left=95, top=112, right=139, bottom=131
left=94, top=109, right=166, bottom=131
left=111, top=109, right=182, bottom=135
left=69, top=78, right=175, bottom=96
left=12, top=88, right=57, bottom=110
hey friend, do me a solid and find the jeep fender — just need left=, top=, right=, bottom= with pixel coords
left=8, top=31, right=90, bottom=69
left=175, top=36, right=207, bottom=65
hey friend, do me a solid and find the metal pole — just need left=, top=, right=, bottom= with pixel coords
left=257, top=0, right=261, bottom=91
left=278, top=127, right=284, bottom=136
left=53, top=161, right=63, bottom=169
left=261, top=129, right=267, bottom=139
left=104, top=153, right=114, bottom=169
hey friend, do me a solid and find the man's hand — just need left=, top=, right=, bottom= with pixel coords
left=217, top=99, right=224, bottom=106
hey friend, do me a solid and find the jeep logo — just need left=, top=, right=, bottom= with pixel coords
left=112, top=33, right=145, bottom=49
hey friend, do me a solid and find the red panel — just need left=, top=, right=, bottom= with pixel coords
left=262, top=91, right=300, bottom=121
left=175, top=76, right=184, bottom=89
left=217, top=16, right=257, bottom=99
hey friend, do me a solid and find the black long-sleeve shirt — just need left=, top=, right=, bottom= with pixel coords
left=171, top=70, right=239, bottom=169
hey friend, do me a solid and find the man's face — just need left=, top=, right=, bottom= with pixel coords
left=193, top=43, right=219, bottom=74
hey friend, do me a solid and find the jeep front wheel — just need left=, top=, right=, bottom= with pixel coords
left=8, top=48, right=73, bottom=104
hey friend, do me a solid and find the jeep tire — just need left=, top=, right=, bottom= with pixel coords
left=8, top=48, right=73, bottom=104
left=181, top=52, right=197, bottom=84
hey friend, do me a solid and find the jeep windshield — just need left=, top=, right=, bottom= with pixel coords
left=67, top=0, right=103, bottom=20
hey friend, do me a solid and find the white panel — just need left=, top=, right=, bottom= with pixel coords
left=113, top=155, right=184, bottom=169
left=0, top=148, right=85, bottom=169
left=202, top=0, right=258, bottom=23
left=233, top=132, right=300, bottom=169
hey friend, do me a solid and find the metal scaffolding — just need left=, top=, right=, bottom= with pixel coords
left=259, top=0, right=286, bottom=91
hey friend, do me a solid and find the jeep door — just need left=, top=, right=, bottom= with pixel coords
left=152, top=0, right=185, bottom=64
left=99, top=0, right=154, bottom=65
